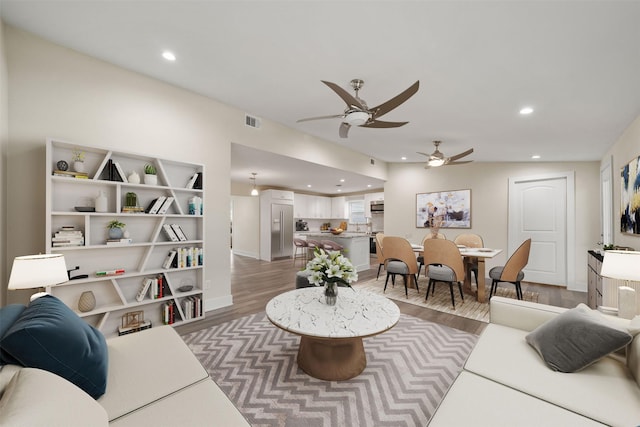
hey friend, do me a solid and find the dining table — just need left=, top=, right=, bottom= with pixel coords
left=412, top=244, right=502, bottom=303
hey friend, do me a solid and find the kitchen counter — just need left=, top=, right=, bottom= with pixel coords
left=297, top=233, right=371, bottom=272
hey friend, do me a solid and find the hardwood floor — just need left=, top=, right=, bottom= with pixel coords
left=176, top=252, right=587, bottom=336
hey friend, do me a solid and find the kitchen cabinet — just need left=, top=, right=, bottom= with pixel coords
left=46, top=138, right=205, bottom=337
left=294, top=193, right=310, bottom=218
left=331, top=196, right=347, bottom=219
left=294, top=193, right=331, bottom=219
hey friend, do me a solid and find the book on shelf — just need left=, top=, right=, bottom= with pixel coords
left=52, top=227, right=85, bottom=246
left=106, top=238, right=133, bottom=246
left=145, top=196, right=166, bottom=214
left=193, top=172, right=203, bottom=190
left=162, top=250, right=177, bottom=269
left=96, top=269, right=125, bottom=276
left=162, top=224, right=179, bottom=242
left=53, top=170, right=89, bottom=178
left=121, top=206, right=145, bottom=213
left=113, top=161, right=128, bottom=183
left=185, top=172, right=199, bottom=189
left=170, top=224, right=188, bottom=241
left=118, top=320, right=152, bottom=336
left=136, top=278, right=153, bottom=302
left=162, top=301, right=176, bottom=325
left=156, top=197, right=174, bottom=215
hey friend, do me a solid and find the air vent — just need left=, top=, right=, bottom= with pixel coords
left=245, top=114, right=261, bottom=129
left=370, top=158, right=375, bottom=165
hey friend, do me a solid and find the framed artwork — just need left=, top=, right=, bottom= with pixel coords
left=416, top=189, right=471, bottom=228
left=621, top=154, right=640, bottom=235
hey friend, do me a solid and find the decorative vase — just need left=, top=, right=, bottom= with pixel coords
left=95, top=190, right=108, bottom=213
left=144, top=174, right=157, bottom=185
left=324, top=282, right=338, bottom=306
left=128, top=171, right=140, bottom=184
left=109, top=227, right=124, bottom=239
left=78, top=291, right=96, bottom=312
left=73, top=161, right=85, bottom=173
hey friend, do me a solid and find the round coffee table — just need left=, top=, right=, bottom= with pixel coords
left=266, top=287, right=400, bottom=381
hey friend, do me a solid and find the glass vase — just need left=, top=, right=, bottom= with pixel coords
left=324, top=282, right=338, bottom=306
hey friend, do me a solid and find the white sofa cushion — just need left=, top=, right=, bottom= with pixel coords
left=110, top=379, right=250, bottom=427
left=465, top=323, right=640, bottom=427
left=98, top=326, right=209, bottom=421
left=427, top=371, right=606, bottom=426
left=0, top=368, right=108, bottom=427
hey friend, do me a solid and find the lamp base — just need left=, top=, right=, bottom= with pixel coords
left=30, top=291, right=50, bottom=302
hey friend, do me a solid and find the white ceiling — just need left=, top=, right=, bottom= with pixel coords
left=3, top=1, right=640, bottom=194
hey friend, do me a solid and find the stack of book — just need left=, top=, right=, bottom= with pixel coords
left=53, top=170, right=89, bottom=179
left=162, top=247, right=203, bottom=269
left=162, top=301, right=177, bottom=325
left=52, top=226, right=85, bottom=247
left=121, top=206, right=145, bottom=214
left=181, top=295, right=202, bottom=320
left=106, top=238, right=133, bottom=246
left=118, top=320, right=152, bottom=336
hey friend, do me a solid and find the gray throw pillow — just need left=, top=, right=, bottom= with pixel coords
left=525, top=303, right=633, bottom=373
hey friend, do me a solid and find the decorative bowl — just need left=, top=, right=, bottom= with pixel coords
left=330, top=229, right=344, bottom=235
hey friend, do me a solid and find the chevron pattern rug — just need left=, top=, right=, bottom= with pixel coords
left=182, top=312, right=478, bottom=427
left=354, top=277, right=538, bottom=322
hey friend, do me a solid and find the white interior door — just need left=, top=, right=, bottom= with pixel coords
left=600, top=157, right=614, bottom=246
left=508, top=173, right=574, bottom=286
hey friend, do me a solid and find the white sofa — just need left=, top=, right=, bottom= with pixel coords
left=0, top=325, right=250, bottom=426
left=429, top=296, right=640, bottom=427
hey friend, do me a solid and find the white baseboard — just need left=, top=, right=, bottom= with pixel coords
left=232, top=249, right=259, bottom=259
left=204, top=294, right=233, bottom=312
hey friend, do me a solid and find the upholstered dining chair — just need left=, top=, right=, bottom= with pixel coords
left=453, top=233, right=484, bottom=286
left=422, top=239, right=466, bottom=309
left=417, top=233, right=446, bottom=277
left=489, top=238, right=531, bottom=300
left=375, top=233, right=386, bottom=279
left=382, top=236, right=419, bottom=297
left=293, top=238, right=309, bottom=267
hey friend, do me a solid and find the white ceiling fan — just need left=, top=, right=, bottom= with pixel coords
left=418, top=141, right=474, bottom=168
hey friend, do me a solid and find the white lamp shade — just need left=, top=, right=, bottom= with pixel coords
left=428, top=158, right=445, bottom=167
left=600, top=250, right=640, bottom=282
left=251, top=188, right=259, bottom=196
left=8, top=254, right=68, bottom=290
left=344, top=111, right=369, bottom=126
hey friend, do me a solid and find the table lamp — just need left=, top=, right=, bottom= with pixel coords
left=600, top=250, right=640, bottom=319
left=8, top=254, right=69, bottom=301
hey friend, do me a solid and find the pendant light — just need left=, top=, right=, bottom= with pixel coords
left=250, top=172, right=259, bottom=196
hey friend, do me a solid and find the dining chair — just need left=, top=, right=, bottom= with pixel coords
left=489, top=238, right=531, bottom=300
left=422, top=239, right=466, bottom=309
left=417, top=233, right=446, bottom=277
left=293, top=238, right=309, bottom=267
left=453, top=233, right=484, bottom=285
left=382, top=236, right=419, bottom=297
left=375, top=233, right=386, bottom=279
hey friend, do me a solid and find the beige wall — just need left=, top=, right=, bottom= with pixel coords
left=2, top=25, right=385, bottom=307
left=0, top=19, right=8, bottom=306
left=604, top=114, right=640, bottom=250
left=384, top=161, right=600, bottom=291
left=231, top=195, right=260, bottom=258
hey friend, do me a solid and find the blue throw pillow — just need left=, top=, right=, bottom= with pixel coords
left=0, top=304, right=26, bottom=364
left=0, top=295, right=108, bottom=398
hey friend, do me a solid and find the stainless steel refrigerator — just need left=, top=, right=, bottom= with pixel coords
left=270, top=203, right=293, bottom=260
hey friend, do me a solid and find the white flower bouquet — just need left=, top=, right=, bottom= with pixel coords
left=304, top=248, right=358, bottom=287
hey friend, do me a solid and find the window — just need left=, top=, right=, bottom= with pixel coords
left=349, top=200, right=366, bottom=225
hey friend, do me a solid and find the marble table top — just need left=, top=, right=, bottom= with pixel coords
left=266, top=287, right=400, bottom=339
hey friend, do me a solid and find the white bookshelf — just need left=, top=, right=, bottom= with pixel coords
left=45, top=138, right=205, bottom=337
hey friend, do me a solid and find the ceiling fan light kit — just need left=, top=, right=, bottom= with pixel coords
left=297, top=78, right=419, bottom=138
left=418, top=140, right=474, bottom=169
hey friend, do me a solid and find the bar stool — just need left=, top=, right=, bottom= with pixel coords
left=321, top=240, right=344, bottom=253
left=293, top=238, right=309, bottom=267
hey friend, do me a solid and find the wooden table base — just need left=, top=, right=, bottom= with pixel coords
left=297, top=336, right=366, bottom=381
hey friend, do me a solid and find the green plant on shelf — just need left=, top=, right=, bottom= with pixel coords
left=107, top=219, right=126, bottom=229
left=144, top=164, right=157, bottom=175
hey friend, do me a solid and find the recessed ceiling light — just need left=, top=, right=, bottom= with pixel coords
left=340, top=179, right=345, bottom=182
left=162, top=51, right=176, bottom=61
left=337, top=189, right=342, bottom=192
left=531, top=155, right=541, bottom=159
left=367, top=184, right=372, bottom=188
left=401, top=156, right=407, bottom=160
left=307, top=184, right=312, bottom=188
left=520, top=107, right=534, bottom=115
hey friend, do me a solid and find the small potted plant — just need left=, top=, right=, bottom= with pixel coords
left=71, top=150, right=86, bottom=173
left=107, top=219, right=126, bottom=240
left=144, top=163, right=157, bottom=185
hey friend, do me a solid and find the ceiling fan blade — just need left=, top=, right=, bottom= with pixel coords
left=339, top=122, right=350, bottom=138
left=297, top=114, right=344, bottom=123
left=369, top=81, right=419, bottom=118
left=361, top=119, right=409, bottom=129
left=447, top=148, right=474, bottom=162
left=445, top=160, right=473, bottom=166
left=416, top=151, right=432, bottom=158
left=321, top=80, right=366, bottom=110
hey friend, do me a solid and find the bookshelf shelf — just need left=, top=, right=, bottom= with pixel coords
left=46, top=138, right=205, bottom=337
